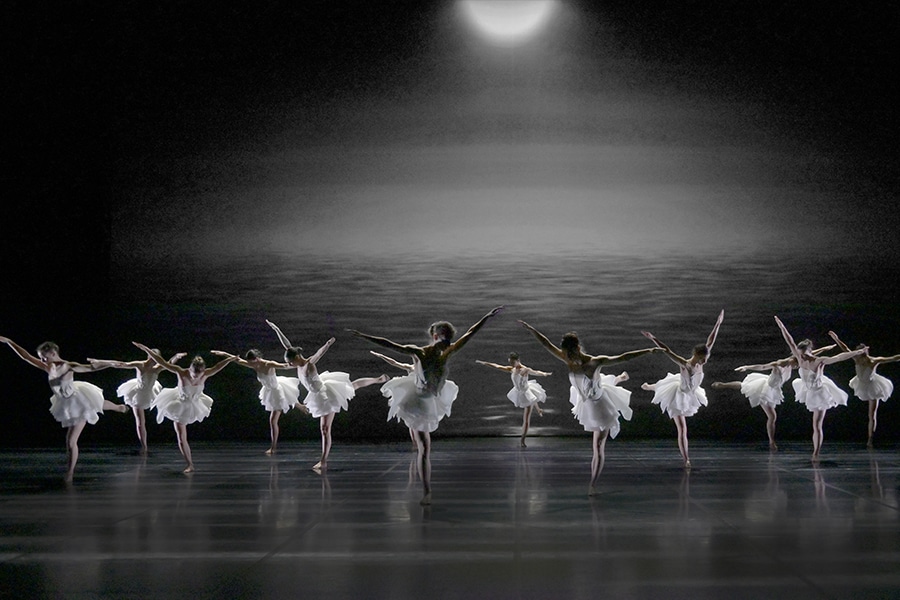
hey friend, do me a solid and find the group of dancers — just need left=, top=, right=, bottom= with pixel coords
left=2, top=307, right=898, bottom=502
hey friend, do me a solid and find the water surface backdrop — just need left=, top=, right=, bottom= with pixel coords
left=94, top=248, right=900, bottom=444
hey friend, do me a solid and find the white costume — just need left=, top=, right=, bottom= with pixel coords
left=299, top=370, right=355, bottom=419
left=507, top=369, right=547, bottom=409
left=740, top=366, right=792, bottom=408
left=48, top=373, right=106, bottom=428
left=116, top=370, right=163, bottom=410
left=791, top=367, right=848, bottom=411
left=152, top=380, right=214, bottom=425
left=569, top=370, right=632, bottom=438
left=650, top=367, right=707, bottom=418
left=849, top=363, right=894, bottom=402
left=381, top=358, right=457, bottom=433
left=256, top=370, right=302, bottom=413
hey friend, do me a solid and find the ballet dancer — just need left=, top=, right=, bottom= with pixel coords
left=475, top=353, right=551, bottom=448
left=641, top=309, right=725, bottom=469
left=827, top=330, right=900, bottom=448
left=519, top=321, right=659, bottom=495
left=369, top=351, right=420, bottom=448
left=349, top=306, right=504, bottom=505
left=133, top=342, right=237, bottom=473
left=266, top=320, right=387, bottom=472
left=711, top=343, right=835, bottom=451
left=88, top=350, right=186, bottom=454
left=773, top=317, right=865, bottom=461
left=210, top=349, right=309, bottom=455
left=0, top=336, right=128, bottom=481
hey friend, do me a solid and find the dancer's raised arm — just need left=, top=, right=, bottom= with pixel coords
left=133, top=342, right=187, bottom=375
left=592, top=347, right=660, bottom=368
left=371, top=351, right=414, bottom=372
left=774, top=316, right=801, bottom=359
left=518, top=320, right=567, bottom=362
left=266, top=319, right=294, bottom=350
left=0, top=336, right=48, bottom=371
left=446, top=306, right=504, bottom=356
left=307, top=338, right=335, bottom=365
left=641, top=331, right=688, bottom=367
left=475, top=359, right=513, bottom=373
left=202, top=354, right=238, bottom=377
left=706, top=309, right=725, bottom=353
left=349, top=330, right=421, bottom=357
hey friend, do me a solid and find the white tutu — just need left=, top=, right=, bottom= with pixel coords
left=258, top=373, right=302, bottom=413
left=302, top=371, right=355, bottom=418
left=792, top=369, right=847, bottom=412
left=507, top=375, right=547, bottom=409
left=117, top=377, right=163, bottom=410
left=650, top=371, right=707, bottom=418
left=49, top=381, right=106, bottom=428
left=740, top=373, right=784, bottom=408
left=569, top=372, right=632, bottom=437
left=152, top=382, right=214, bottom=425
left=381, top=373, right=458, bottom=433
left=849, top=370, right=893, bottom=403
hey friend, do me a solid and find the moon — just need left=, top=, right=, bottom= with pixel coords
left=460, top=0, right=558, bottom=46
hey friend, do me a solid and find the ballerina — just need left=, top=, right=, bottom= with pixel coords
left=641, top=309, right=725, bottom=469
left=827, top=330, right=900, bottom=448
left=210, top=349, right=309, bottom=455
left=133, top=342, right=237, bottom=473
left=773, top=317, right=865, bottom=460
left=88, top=350, right=186, bottom=454
left=266, top=320, right=387, bottom=472
left=520, top=321, right=659, bottom=495
left=711, top=344, right=835, bottom=451
left=369, top=351, right=420, bottom=448
left=0, top=336, right=128, bottom=481
left=349, top=306, right=504, bottom=505
left=475, top=353, right=552, bottom=448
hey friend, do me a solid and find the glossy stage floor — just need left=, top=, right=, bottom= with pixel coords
left=1, top=437, right=898, bottom=600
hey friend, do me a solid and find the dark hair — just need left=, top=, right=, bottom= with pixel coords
left=855, top=343, right=867, bottom=351
left=190, top=356, right=206, bottom=370
left=244, top=349, right=262, bottom=360
left=508, top=352, right=520, bottom=362
left=284, top=347, right=302, bottom=362
left=36, top=341, right=59, bottom=355
left=797, top=339, right=814, bottom=352
left=429, top=321, right=456, bottom=342
left=560, top=332, right=580, bottom=357
left=692, top=344, right=709, bottom=358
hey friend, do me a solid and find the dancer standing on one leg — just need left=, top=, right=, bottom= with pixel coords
left=350, top=306, right=504, bottom=505
left=520, top=321, right=659, bottom=495
left=134, top=342, right=237, bottom=473
left=266, top=320, right=387, bottom=472
left=827, top=330, right=900, bottom=448
left=0, top=337, right=128, bottom=482
left=475, top=353, right=551, bottom=448
left=88, top=350, right=186, bottom=455
left=711, top=344, right=835, bottom=451
left=773, top=317, right=865, bottom=461
left=210, top=349, right=309, bottom=455
left=641, top=309, right=724, bottom=469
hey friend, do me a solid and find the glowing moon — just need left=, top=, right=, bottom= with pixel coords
left=461, top=0, right=558, bottom=45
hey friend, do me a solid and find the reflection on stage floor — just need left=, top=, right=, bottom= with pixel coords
left=1, top=438, right=898, bottom=599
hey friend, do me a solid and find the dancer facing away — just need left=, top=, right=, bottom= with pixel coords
left=133, top=342, right=237, bottom=473
left=0, top=337, right=128, bottom=482
left=210, top=349, right=309, bottom=455
left=773, top=317, right=865, bottom=461
left=266, top=320, right=387, bottom=473
left=88, top=350, right=186, bottom=454
left=475, top=353, right=551, bottom=448
left=827, top=330, right=900, bottom=448
left=349, top=306, right=504, bottom=505
left=641, top=309, right=725, bottom=469
left=711, top=344, right=835, bottom=451
left=519, top=321, right=660, bottom=495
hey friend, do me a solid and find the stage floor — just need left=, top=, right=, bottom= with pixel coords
left=1, top=437, right=898, bottom=599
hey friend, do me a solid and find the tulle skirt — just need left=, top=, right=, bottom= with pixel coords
left=381, top=374, right=458, bottom=433
left=740, top=373, right=783, bottom=408
left=791, top=376, right=848, bottom=411
left=650, top=373, right=707, bottom=418
left=850, top=372, right=893, bottom=402
left=570, top=374, right=632, bottom=437
left=507, top=381, right=547, bottom=409
left=303, top=371, right=354, bottom=418
left=49, top=381, right=106, bottom=428
left=260, top=376, right=302, bottom=413
left=117, top=378, right=163, bottom=410
left=152, top=389, right=214, bottom=425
